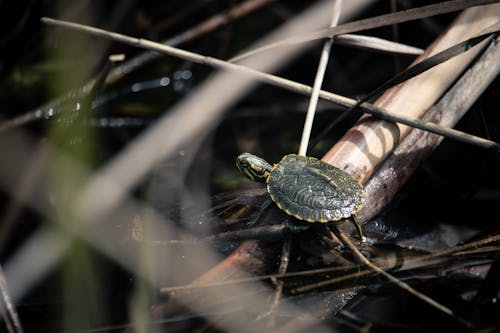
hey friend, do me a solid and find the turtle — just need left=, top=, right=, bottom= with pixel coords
left=236, top=153, right=365, bottom=240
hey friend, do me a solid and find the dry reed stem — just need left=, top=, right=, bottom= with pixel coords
left=334, top=33, right=423, bottom=55
left=268, top=235, right=292, bottom=328
left=359, top=35, right=500, bottom=222
left=0, top=265, right=24, bottom=333
left=330, top=228, right=456, bottom=317
left=298, top=0, right=342, bottom=155
left=322, top=4, right=500, bottom=183
left=106, top=0, right=278, bottom=85
left=160, top=232, right=500, bottom=294
left=232, top=0, right=499, bottom=62
left=39, top=17, right=500, bottom=151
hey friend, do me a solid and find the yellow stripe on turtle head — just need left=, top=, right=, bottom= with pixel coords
left=236, top=153, right=272, bottom=183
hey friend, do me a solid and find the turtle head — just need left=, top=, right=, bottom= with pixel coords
left=236, top=153, right=272, bottom=183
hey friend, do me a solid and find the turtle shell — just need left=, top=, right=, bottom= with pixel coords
left=267, top=154, right=364, bottom=222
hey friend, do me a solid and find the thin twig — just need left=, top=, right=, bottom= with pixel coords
left=292, top=232, right=500, bottom=293
left=39, top=17, right=500, bottom=151
left=308, top=23, right=499, bottom=153
left=334, top=33, right=423, bottom=55
left=268, top=235, right=292, bottom=328
left=160, top=265, right=354, bottom=293
left=230, top=0, right=498, bottom=62
left=330, top=227, right=461, bottom=321
left=158, top=232, right=500, bottom=295
left=298, top=0, right=341, bottom=155
left=343, top=23, right=499, bottom=116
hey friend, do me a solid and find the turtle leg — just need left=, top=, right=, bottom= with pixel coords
left=350, top=214, right=364, bottom=242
